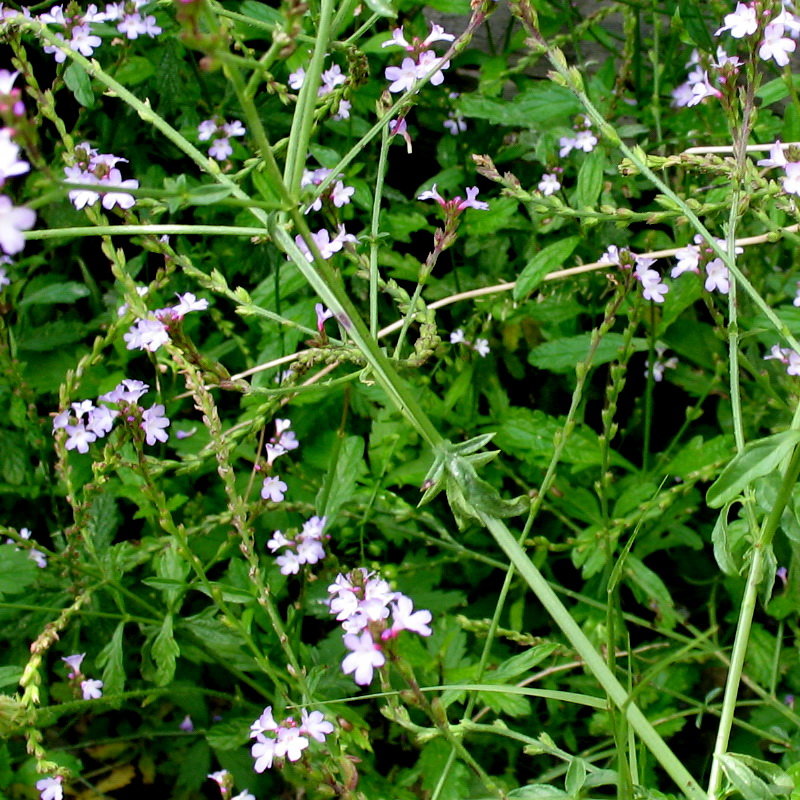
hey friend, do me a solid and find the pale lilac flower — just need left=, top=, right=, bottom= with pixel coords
left=342, top=630, right=385, bottom=685
left=320, top=64, right=346, bottom=96
left=70, top=24, right=102, bottom=56
left=179, top=715, right=194, bottom=732
left=443, top=110, right=467, bottom=135
left=65, top=422, right=97, bottom=453
left=793, top=283, right=800, bottom=307
left=81, top=678, right=103, bottom=699
left=0, top=129, right=29, bottom=185
left=671, top=243, right=701, bottom=277
left=52, top=410, right=70, bottom=431
left=757, top=140, right=788, bottom=168
left=782, top=162, right=800, bottom=195
left=288, top=67, right=305, bottom=90
left=385, top=594, right=432, bottom=637
left=43, top=33, right=68, bottom=64
left=382, top=27, right=412, bottom=49
left=711, top=46, right=743, bottom=69
left=197, top=120, right=217, bottom=141
left=267, top=530, right=291, bottom=552
left=788, top=351, right=800, bottom=375
left=265, top=442, right=286, bottom=466
left=423, top=22, right=455, bottom=46
left=117, top=285, right=149, bottom=316
left=302, top=515, right=326, bottom=538
left=0, top=196, right=35, bottom=254
left=172, top=292, right=209, bottom=316
left=764, top=344, right=790, bottom=363
left=331, top=180, right=355, bottom=207
left=277, top=550, right=302, bottom=575
left=232, top=792, right=256, bottom=800
left=123, top=318, right=169, bottom=352
left=316, top=303, right=334, bottom=331
left=599, top=245, right=622, bottom=266
left=705, top=258, right=730, bottom=294
left=261, top=475, right=287, bottom=502
left=250, top=706, right=278, bottom=738
left=332, top=99, right=351, bottom=120
left=418, top=184, right=445, bottom=204
left=635, top=262, right=669, bottom=303
left=385, top=57, right=420, bottom=93
left=538, top=173, right=560, bottom=196
left=86, top=405, right=117, bottom=437
left=389, top=117, right=413, bottom=153
left=223, top=120, right=245, bottom=138
left=175, top=427, right=197, bottom=439
left=559, top=136, right=577, bottom=157
left=777, top=566, right=789, bottom=586
left=62, top=652, right=86, bottom=678
left=459, top=187, right=489, bottom=211
left=300, top=709, right=334, bottom=742
left=141, top=404, right=169, bottom=445
left=574, top=129, right=598, bottom=152
left=473, top=338, right=490, bottom=357
left=64, top=165, right=100, bottom=209
left=113, top=379, right=149, bottom=403
left=275, top=726, right=309, bottom=761
left=759, top=23, right=796, bottom=66
left=36, top=777, right=63, bottom=800
left=208, top=137, right=232, bottom=161
left=450, top=329, right=467, bottom=344
left=0, top=265, right=9, bottom=288
left=687, top=72, right=721, bottom=106
left=100, top=168, right=138, bottom=210
left=715, top=3, right=759, bottom=37
left=251, top=737, right=277, bottom=772
left=207, top=769, right=230, bottom=786
left=72, top=399, right=95, bottom=418
left=39, top=6, right=66, bottom=24
left=416, top=50, right=449, bottom=86
left=295, top=228, right=343, bottom=261
left=671, top=82, right=695, bottom=108
left=296, top=536, right=325, bottom=565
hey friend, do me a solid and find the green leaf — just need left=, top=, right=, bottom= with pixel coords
left=718, top=753, right=789, bottom=800
left=711, top=503, right=745, bottom=576
left=528, top=332, right=648, bottom=373
left=460, top=85, right=582, bottom=128
left=0, top=545, right=37, bottom=597
left=514, top=236, right=580, bottom=301
left=88, top=493, right=118, bottom=554
left=757, top=75, right=800, bottom=106
left=16, top=319, right=91, bottom=351
left=113, top=55, right=156, bottom=86
left=489, top=643, right=559, bottom=683
left=706, top=431, right=800, bottom=508
left=0, top=666, right=21, bottom=689
left=508, top=786, right=569, bottom=798
left=152, top=614, right=180, bottom=687
left=663, top=435, right=734, bottom=480
left=155, top=543, right=190, bottom=612
left=574, top=150, right=606, bottom=209
left=624, top=555, right=678, bottom=629
left=206, top=718, right=251, bottom=751
left=317, top=435, right=365, bottom=521
left=678, top=0, right=714, bottom=52
left=464, top=196, right=521, bottom=235
left=363, top=0, right=396, bottom=17
left=64, top=62, right=95, bottom=107
left=96, top=622, right=126, bottom=697
left=565, top=758, right=588, bottom=797
left=423, top=0, right=469, bottom=11
left=19, top=282, right=90, bottom=307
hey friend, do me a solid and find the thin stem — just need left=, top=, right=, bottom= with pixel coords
left=369, top=127, right=391, bottom=337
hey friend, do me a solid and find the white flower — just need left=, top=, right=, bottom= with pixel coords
left=275, top=727, right=309, bottom=761
left=288, top=67, right=305, bottom=90
left=671, top=244, right=701, bottom=277
left=715, top=2, right=758, bottom=37
left=599, top=245, right=622, bottom=266
left=333, top=99, right=351, bottom=121
left=0, top=195, right=35, bottom=254
left=765, top=344, right=790, bottom=363
left=788, top=351, right=800, bottom=376
left=757, top=140, right=788, bottom=168
left=251, top=736, right=277, bottom=772
left=782, top=162, right=800, bottom=195
left=320, top=64, right=346, bottom=95
left=100, top=168, right=138, bottom=210
left=759, top=23, right=796, bottom=66
left=0, top=129, right=29, bottom=185
left=65, top=422, right=97, bottom=453
left=473, top=338, right=490, bottom=357
left=443, top=111, right=467, bottom=135
left=635, top=260, right=669, bottom=303
left=232, top=792, right=256, bottom=800
left=331, top=180, right=354, bottom=208
left=141, top=404, right=169, bottom=445
left=124, top=318, right=169, bottom=352
left=276, top=550, right=301, bottom=575
left=172, top=292, right=208, bottom=316
left=387, top=594, right=432, bottom=637
left=261, top=475, right=287, bottom=502
left=267, top=530, right=291, bottom=552
left=385, top=57, right=419, bottom=93
left=416, top=50, right=449, bottom=86
left=302, top=515, right=326, bottom=539
left=342, top=630, right=385, bottom=685
left=250, top=706, right=278, bottom=738
left=81, top=678, right=103, bottom=699
left=300, top=708, right=334, bottom=742
left=687, top=72, right=721, bottom=106
left=86, top=405, right=117, bottom=437
left=382, top=27, right=411, bottom=49
left=574, top=129, right=598, bottom=152
left=450, top=328, right=467, bottom=344
left=36, top=777, right=63, bottom=800
left=296, top=536, right=325, bottom=565
left=197, top=120, right=217, bottom=141
left=70, top=24, right=102, bottom=57
left=208, top=137, right=232, bottom=161
left=538, top=173, right=560, bottom=196
left=222, top=120, right=245, bottom=137
left=265, top=442, right=286, bottom=466
left=705, top=258, right=730, bottom=294
left=423, top=22, right=455, bottom=46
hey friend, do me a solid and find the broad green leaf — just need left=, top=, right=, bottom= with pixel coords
left=574, top=150, right=606, bottom=209
left=663, top=435, right=734, bottom=480
left=565, top=758, right=588, bottom=797
left=0, top=545, right=37, bottom=597
left=64, top=62, right=95, bottom=107
left=678, top=0, right=714, bottom=52
left=757, top=75, right=800, bottom=106
left=711, top=503, right=745, bottom=576
left=239, top=0, right=282, bottom=25
left=113, top=55, right=156, bottom=85
left=19, top=281, right=90, bottom=307
left=423, top=0, right=469, bottom=11
left=176, top=740, right=210, bottom=791
left=152, top=614, right=180, bottom=687
left=156, top=543, right=190, bottom=612
left=717, top=753, right=783, bottom=800
left=0, top=666, right=21, bottom=689
left=624, top=555, right=678, bottom=629
left=16, top=319, right=91, bottom=351
left=363, top=0, right=396, bottom=17
left=88, top=493, right=118, bottom=554
left=489, top=643, right=559, bottom=683
left=206, top=718, right=251, bottom=751
left=316, top=435, right=365, bottom=521
left=460, top=85, right=582, bottom=128
left=514, top=236, right=580, bottom=301
left=464, top=196, right=521, bottom=235
left=706, top=430, right=800, bottom=508
left=96, top=622, right=126, bottom=697
left=528, top=332, right=648, bottom=373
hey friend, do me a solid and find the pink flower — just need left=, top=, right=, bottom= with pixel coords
left=385, top=57, right=419, bottom=93
left=261, top=475, right=287, bottom=502
left=385, top=594, right=432, bottom=637
left=251, top=737, right=277, bottom=772
left=141, top=403, right=170, bottom=445
left=342, top=630, right=385, bottom=685
left=759, top=23, right=796, bottom=67
left=300, top=708, right=334, bottom=742
left=704, top=258, right=730, bottom=294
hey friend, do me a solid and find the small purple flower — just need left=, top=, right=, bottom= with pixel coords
left=141, top=403, right=170, bottom=445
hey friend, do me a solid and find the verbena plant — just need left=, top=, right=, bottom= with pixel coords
left=1, top=0, right=800, bottom=798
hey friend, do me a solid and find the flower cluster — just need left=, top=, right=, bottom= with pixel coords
left=450, top=329, right=490, bottom=357
left=383, top=23, right=455, bottom=94
left=39, top=0, right=161, bottom=62
left=301, top=166, right=355, bottom=213
left=123, top=291, right=208, bottom=352
left=197, top=118, right=246, bottom=162
left=756, top=140, right=800, bottom=198
left=671, top=49, right=731, bottom=108
left=716, top=2, right=799, bottom=66
left=670, top=234, right=740, bottom=294
left=0, top=71, right=34, bottom=255
left=268, top=515, right=327, bottom=575
left=559, top=115, right=598, bottom=157
left=5, top=527, right=47, bottom=568
left=64, top=142, right=139, bottom=211
left=207, top=769, right=254, bottom=800
left=295, top=225, right=357, bottom=261
left=62, top=652, right=104, bottom=700
left=250, top=706, right=334, bottom=772
left=328, top=569, right=433, bottom=686
left=287, top=60, right=351, bottom=120
left=646, top=345, right=679, bottom=383
left=53, top=379, right=170, bottom=453
left=417, top=184, right=489, bottom=213
left=599, top=246, right=669, bottom=303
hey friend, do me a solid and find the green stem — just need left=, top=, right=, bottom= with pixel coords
left=369, top=127, right=391, bottom=337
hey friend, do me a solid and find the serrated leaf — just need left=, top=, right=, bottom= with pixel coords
left=528, top=333, right=648, bottom=373
left=574, top=150, right=606, bottom=209
left=64, top=62, right=95, bottom=107
left=707, top=431, right=800, bottom=508
left=152, top=614, right=180, bottom=686
left=19, top=281, right=90, bottom=307
left=717, top=753, right=782, bottom=800
left=88, top=493, right=118, bottom=553
left=460, top=85, right=581, bottom=128
left=0, top=545, right=37, bottom=597
left=96, top=622, right=126, bottom=697
left=316, top=435, right=365, bottom=521
left=17, top=319, right=91, bottom=351
left=514, top=236, right=580, bottom=301
left=205, top=718, right=251, bottom=751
